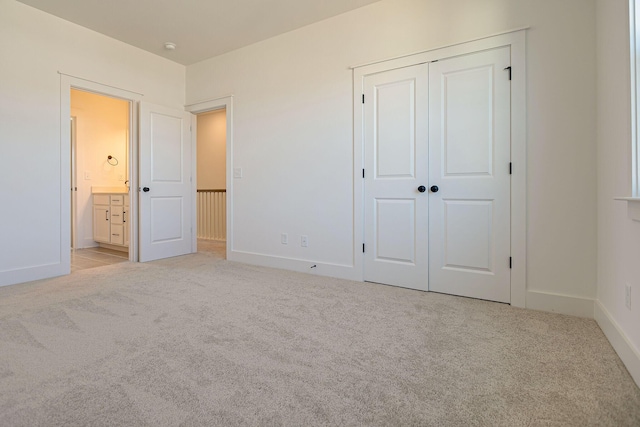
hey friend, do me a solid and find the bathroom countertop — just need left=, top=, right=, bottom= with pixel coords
left=91, top=186, right=129, bottom=194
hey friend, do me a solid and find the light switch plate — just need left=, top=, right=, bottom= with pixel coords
left=233, top=168, right=243, bottom=178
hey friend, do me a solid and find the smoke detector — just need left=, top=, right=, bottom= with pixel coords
left=164, top=42, right=176, bottom=50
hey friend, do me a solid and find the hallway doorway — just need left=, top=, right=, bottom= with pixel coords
left=196, top=108, right=227, bottom=257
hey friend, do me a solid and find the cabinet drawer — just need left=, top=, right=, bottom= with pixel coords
left=111, top=195, right=124, bottom=206
left=94, top=194, right=110, bottom=205
left=110, top=206, right=124, bottom=225
left=110, top=225, right=124, bottom=245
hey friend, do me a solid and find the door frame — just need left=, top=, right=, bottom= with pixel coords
left=352, top=30, right=527, bottom=307
left=185, top=96, right=234, bottom=260
left=60, top=74, right=142, bottom=267
left=70, top=115, right=77, bottom=250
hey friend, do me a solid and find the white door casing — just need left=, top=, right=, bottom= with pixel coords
left=363, top=64, right=429, bottom=291
left=139, top=102, right=193, bottom=262
left=428, top=47, right=512, bottom=303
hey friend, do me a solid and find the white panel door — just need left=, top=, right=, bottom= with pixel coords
left=139, top=102, right=193, bottom=262
left=363, top=64, right=429, bottom=291
left=428, top=47, right=511, bottom=303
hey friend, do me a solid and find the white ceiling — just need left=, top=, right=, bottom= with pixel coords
left=16, top=0, right=383, bottom=65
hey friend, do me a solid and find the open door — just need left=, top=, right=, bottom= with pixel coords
left=139, top=102, right=193, bottom=262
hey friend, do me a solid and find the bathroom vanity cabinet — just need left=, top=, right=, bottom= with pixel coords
left=93, top=192, right=129, bottom=249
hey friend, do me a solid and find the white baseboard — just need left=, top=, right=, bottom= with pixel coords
left=228, top=250, right=360, bottom=281
left=595, top=300, right=640, bottom=387
left=526, top=290, right=595, bottom=318
left=0, top=262, right=68, bottom=288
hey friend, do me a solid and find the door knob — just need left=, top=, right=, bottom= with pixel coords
left=430, top=185, right=439, bottom=193
left=418, top=185, right=426, bottom=193
left=142, top=187, right=150, bottom=192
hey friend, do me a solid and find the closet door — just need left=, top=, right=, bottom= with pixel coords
left=363, top=63, right=429, bottom=291
left=428, top=47, right=511, bottom=303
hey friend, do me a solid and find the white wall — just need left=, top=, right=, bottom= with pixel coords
left=197, top=110, right=226, bottom=190
left=71, top=89, right=129, bottom=248
left=187, top=0, right=598, bottom=305
left=595, top=0, right=640, bottom=385
left=0, top=0, right=185, bottom=286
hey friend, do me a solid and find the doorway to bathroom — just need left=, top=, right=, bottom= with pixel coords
left=70, top=89, right=130, bottom=272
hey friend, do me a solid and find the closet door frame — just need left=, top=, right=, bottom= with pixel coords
left=352, top=29, right=527, bottom=307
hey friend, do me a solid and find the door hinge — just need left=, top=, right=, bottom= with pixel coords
left=362, top=169, right=365, bottom=178
left=504, top=66, right=512, bottom=80
left=509, top=257, right=512, bottom=269
left=363, top=243, right=365, bottom=253
left=362, top=94, right=365, bottom=104
left=509, top=162, right=512, bottom=175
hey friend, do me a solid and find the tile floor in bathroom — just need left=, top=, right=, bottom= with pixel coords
left=70, top=247, right=128, bottom=273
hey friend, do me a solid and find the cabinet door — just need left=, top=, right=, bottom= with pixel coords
left=93, top=205, right=110, bottom=243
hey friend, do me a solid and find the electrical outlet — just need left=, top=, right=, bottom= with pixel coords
left=281, top=233, right=288, bottom=245
left=301, top=235, right=308, bottom=247
left=625, top=283, right=632, bottom=310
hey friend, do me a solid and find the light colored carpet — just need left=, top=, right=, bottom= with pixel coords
left=0, top=252, right=638, bottom=426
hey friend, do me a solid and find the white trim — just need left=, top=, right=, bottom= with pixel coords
left=526, top=290, right=595, bottom=318
left=631, top=0, right=640, bottom=197
left=0, top=263, right=67, bottom=288
left=229, top=250, right=360, bottom=281
left=129, top=100, right=139, bottom=262
left=190, top=114, right=198, bottom=253
left=353, top=30, right=527, bottom=308
left=510, top=30, right=527, bottom=307
left=595, top=300, right=640, bottom=387
left=615, top=197, right=640, bottom=221
left=185, top=96, right=234, bottom=259
left=185, top=95, right=234, bottom=110
left=57, top=71, right=144, bottom=97
left=349, top=27, right=530, bottom=70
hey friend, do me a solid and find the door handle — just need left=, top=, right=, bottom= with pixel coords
left=418, top=186, right=426, bottom=193
left=430, top=185, right=439, bottom=193
left=142, top=187, right=150, bottom=192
